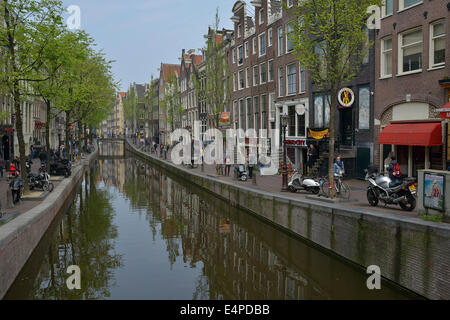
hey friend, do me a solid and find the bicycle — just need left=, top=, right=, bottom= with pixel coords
left=321, top=174, right=351, bottom=200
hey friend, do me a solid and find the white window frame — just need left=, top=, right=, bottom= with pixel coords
left=430, top=20, right=446, bottom=69
left=259, top=32, right=266, bottom=57
left=259, top=8, right=265, bottom=25
left=286, top=63, right=297, bottom=96
left=232, top=48, right=236, bottom=64
left=268, top=59, right=274, bottom=82
left=269, top=92, right=276, bottom=122
left=398, top=27, right=423, bottom=75
left=278, top=27, right=284, bottom=56
left=399, top=0, right=423, bottom=12
left=233, top=73, right=237, bottom=91
left=260, top=62, right=267, bottom=84
left=381, top=0, right=393, bottom=18
left=245, top=67, right=250, bottom=88
left=299, top=64, right=306, bottom=93
left=286, top=24, right=294, bottom=53
left=244, top=41, right=249, bottom=58
left=268, top=28, right=273, bottom=47
left=239, top=70, right=245, bottom=90
left=381, top=36, right=393, bottom=78
left=237, top=24, right=242, bottom=38
left=253, top=38, right=257, bottom=55
left=238, top=45, right=244, bottom=66
left=278, top=67, right=284, bottom=97
left=253, top=65, right=259, bottom=86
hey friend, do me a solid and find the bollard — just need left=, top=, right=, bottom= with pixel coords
left=6, top=188, right=14, bottom=209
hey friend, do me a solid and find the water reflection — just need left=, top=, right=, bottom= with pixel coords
left=5, top=157, right=417, bottom=300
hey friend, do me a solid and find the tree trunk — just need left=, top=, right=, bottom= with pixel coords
left=328, top=90, right=337, bottom=199
left=65, top=111, right=70, bottom=157
left=46, top=101, right=51, bottom=173
left=77, top=120, right=82, bottom=152
left=83, top=124, right=88, bottom=152
left=13, top=86, right=29, bottom=193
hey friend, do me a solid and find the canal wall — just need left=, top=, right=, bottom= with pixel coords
left=125, top=140, right=450, bottom=300
left=0, top=150, right=98, bottom=299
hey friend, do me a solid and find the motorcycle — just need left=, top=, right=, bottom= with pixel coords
left=28, top=166, right=54, bottom=192
left=365, top=166, right=417, bottom=211
left=50, top=158, right=72, bottom=177
left=9, top=176, right=24, bottom=204
left=288, top=170, right=321, bottom=194
left=234, top=164, right=248, bottom=181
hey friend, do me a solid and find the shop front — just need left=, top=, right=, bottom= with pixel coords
left=379, top=121, right=444, bottom=177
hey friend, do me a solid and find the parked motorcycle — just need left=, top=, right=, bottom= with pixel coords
left=365, top=166, right=417, bottom=211
left=234, top=164, right=248, bottom=181
left=50, top=158, right=72, bottom=177
left=288, top=170, right=321, bottom=194
left=9, top=177, right=24, bottom=203
left=28, top=167, right=54, bottom=192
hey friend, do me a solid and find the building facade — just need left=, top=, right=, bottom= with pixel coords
left=375, top=0, right=449, bottom=177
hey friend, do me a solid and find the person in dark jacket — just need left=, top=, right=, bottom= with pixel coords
left=307, top=144, right=318, bottom=174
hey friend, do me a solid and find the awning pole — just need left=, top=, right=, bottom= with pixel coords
left=408, top=146, right=413, bottom=177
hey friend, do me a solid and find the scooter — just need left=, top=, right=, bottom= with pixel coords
left=288, top=170, right=321, bottom=194
left=10, top=176, right=24, bottom=203
left=234, top=164, right=248, bottom=181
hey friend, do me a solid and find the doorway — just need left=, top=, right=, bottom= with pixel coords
left=340, top=108, right=353, bottom=146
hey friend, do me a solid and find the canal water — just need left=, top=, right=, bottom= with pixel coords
left=4, top=157, right=419, bottom=300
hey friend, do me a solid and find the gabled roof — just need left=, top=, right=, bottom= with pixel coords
left=160, top=63, right=181, bottom=82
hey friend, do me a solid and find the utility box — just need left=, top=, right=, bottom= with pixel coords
left=417, top=169, right=450, bottom=220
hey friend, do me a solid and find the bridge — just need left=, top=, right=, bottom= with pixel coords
left=97, top=138, right=125, bottom=157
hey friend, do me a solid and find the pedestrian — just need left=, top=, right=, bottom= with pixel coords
left=307, top=144, right=318, bottom=175
left=225, top=154, right=231, bottom=176
left=334, top=156, right=345, bottom=178
left=388, top=157, right=402, bottom=185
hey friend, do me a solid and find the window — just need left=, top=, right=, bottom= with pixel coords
left=261, top=95, right=267, bottom=130
left=232, top=48, right=236, bottom=64
left=254, top=96, right=260, bottom=131
left=260, top=62, right=267, bottom=84
left=239, top=70, right=245, bottom=90
left=233, top=73, right=236, bottom=91
left=259, top=33, right=266, bottom=56
left=358, top=86, right=370, bottom=130
left=286, top=24, right=294, bottom=52
left=399, top=28, right=422, bottom=74
left=269, top=93, right=276, bottom=121
left=381, top=37, right=392, bottom=77
left=246, top=98, right=252, bottom=130
left=287, top=0, right=294, bottom=8
left=314, top=94, right=330, bottom=128
left=268, top=28, right=273, bottom=47
left=278, top=27, right=284, bottom=56
left=238, top=24, right=242, bottom=38
left=253, top=65, right=259, bottom=86
left=362, top=28, right=369, bottom=64
left=246, top=68, right=250, bottom=88
left=253, top=38, right=257, bottom=55
left=245, top=41, right=249, bottom=58
left=287, top=63, right=297, bottom=95
left=239, top=99, right=245, bottom=130
left=278, top=67, right=284, bottom=97
left=297, top=106, right=306, bottom=137
left=299, top=64, right=306, bottom=92
left=268, top=60, right=274, bottom=82
left=399, top=0, right=422, bottom=11
left=288, top=105, right=296, bottom=137
left=259, top=8, right=265, bottom=25
left=238, top=45, right=244, bottom=65
left=382, top=0, right=393, bottom=17
left=430, top=21, right=445, bottom=68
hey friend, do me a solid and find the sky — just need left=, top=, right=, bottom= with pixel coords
left=61, top=0, right=236, bottom=92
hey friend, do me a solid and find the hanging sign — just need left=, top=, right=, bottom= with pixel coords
left=295, top=104, right=306, bottom=116
left=219, top=112, right=231, bottom=126
left=308, top=129, right=329, bottom=140
left=338, top=88, right=355, bottom=108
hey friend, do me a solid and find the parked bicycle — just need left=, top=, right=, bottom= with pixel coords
left=321, top=174, right=351, bottom=199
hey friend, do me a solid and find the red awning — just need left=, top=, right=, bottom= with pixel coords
left=379, top=122, right=442, bottom=147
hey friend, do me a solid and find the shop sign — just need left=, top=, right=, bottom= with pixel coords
left=424, top=173, right=445, bottom=212
left=219, top=112, right=231, bottom=126
left=308, top=129, right=330, bottom=140
left=338, top=88, right=355, bottom=108
left=437, top=108, right=450, bottom=119
left=34, top=121, right=46, bottom=129
left=285, top=139, right=307, bottom=146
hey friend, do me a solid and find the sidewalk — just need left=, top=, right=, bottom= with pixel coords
left=135, top=141, right=418, bottom=219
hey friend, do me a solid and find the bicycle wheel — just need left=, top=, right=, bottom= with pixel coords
left=339, top=182, right=351, bottom=200
left=321, top=180, right=331, bottom=196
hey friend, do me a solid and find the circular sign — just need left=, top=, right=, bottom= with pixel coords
left=338, top=88, right=355, bottom=108
left=295, top=104, right=306, bottom=116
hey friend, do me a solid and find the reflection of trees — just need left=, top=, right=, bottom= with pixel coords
left=29, top=168, right=123, bottom=300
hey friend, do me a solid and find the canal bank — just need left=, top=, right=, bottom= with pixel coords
left=0, top=149, right=98, bottom=299
left=125, top=140, right=450, bottom=300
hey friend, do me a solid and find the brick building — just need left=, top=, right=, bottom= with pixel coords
left=375, top=0, right=449, bottom=177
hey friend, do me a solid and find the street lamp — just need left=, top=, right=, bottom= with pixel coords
left=281, top=113, right=289, bottom=192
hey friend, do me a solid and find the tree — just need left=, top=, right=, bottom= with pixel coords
left=0, top=0, right=65, bottom=189
left=160, top=73, right=181, bottom=135
left=194, top=9, right=231, bottom=128
left=287, top=0, right=380, bottom=197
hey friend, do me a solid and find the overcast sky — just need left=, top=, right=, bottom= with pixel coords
left=61, top=0, right=235, bottom=92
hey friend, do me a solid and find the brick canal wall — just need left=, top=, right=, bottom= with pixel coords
left=126, top=140, right=450, bottom=300
left=0, top=150, right=98, bottom=299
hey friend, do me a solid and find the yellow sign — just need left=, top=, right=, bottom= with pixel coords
left=308, top=129, right=329, bottom=140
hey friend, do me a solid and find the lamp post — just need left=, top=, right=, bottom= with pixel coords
left=281, top=113, right=289, bottom=192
